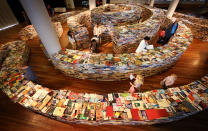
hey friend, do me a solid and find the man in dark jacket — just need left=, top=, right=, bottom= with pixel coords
left=163, top=20, right=178, bottom=45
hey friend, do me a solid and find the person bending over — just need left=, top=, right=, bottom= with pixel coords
left=160, top=74, right=177, bottom=89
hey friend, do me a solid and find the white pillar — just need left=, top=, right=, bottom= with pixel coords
left=166, top=0, right=180, bottom=18
left=20, top=0, right=61, bottom=56
left=149, top=0, right=155, bottom=7
left=89, top=0, right=96, bottom=10
left=103, top=0, right=107, bottom=5
left=65, top=0, right=75, bottom=9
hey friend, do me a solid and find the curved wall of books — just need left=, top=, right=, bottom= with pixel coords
left=51, top=6, right=193, bottom=81
left=1, top=4, right=208, bottom=125
left=0, top=41, right=208, bottom=125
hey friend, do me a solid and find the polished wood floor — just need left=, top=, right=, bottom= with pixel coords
left=0, top=22, right=208, bottom=131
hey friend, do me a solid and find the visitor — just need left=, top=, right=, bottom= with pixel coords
left=47, top=4, right=54, bottom=17
left=137, top=16, right=143, bottom=23
left=22, top=11, right=31, bottom=25
left=135, top=36, right=153, bottom=53
left=93, top=23, right=102, bottom=45
left=21, top=66, right=40, bottom=84
left=90, top=38, right=99, bottom=53
left=129, top=74, right=144, bottom=93
left=160, top=74, right=177, bottom=89
left=157, top=27, right=166, bottom=44
left=163, top=19, right=179, bottom=45
left=67, top=31, right=76, bottom=49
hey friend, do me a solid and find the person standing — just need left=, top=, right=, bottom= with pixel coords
left=90, top=39, right=98, bottom=53
left=93, top=23, right=102, bottom=45
left=160, top=74, right=177, bottom=89
left=67, top=31, right=76, bottom=49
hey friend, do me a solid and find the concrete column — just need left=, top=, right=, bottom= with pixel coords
left=89, top=0, right=96, bottom=10
left=149, top=0, right=155, bottom=7
left=20, top=0, right=61, bottom=56
left=166, top=0, right=180, bottom=18
left=65, top=0, right=75, bottom=9
left=103, top=0, right=107, bottom=5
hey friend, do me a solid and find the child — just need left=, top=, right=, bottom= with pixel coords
left=160, top=74, right=177, bottom=89
left=129, top=74, right=144, bottom=93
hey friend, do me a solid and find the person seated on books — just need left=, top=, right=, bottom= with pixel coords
left=163, top=19, right=179, bottom=45
left=157, top=27, right=166, bottom=44
left=135, top=36, right=154, bottom=53
left=21, top=66, right=40, bottom=84
left=90, top=38, right=99, bottom=53
left=67, top=30, right=76, bottom=49
left=160, top=74, right=177, bottom=89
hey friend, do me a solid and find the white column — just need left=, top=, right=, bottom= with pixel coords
left=89, top=0, right=96, bottom=10
left=149, top=0, right=155, bottom=7
left=65, top=0, right=75, bottom=9
left=103, top=0, right=107, bottom=5
left=20, top=0, right=61, bottom=56
left=166, top=0, right=180, bottom=18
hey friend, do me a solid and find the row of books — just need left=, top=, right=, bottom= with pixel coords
left=51, top=21, right=193, bottom=81
left=91, top=4, right=141, bottom=26
left=1, top=40, right=208, bottom=125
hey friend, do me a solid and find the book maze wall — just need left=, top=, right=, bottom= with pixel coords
left=52, top=4, right=193, bottom=81
left=1, top=41, right=208, bottom=125
left=19, top=22, right=63, bottom=41
left=1, top=4, right=208, bottom=125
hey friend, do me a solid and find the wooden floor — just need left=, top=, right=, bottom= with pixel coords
left=0, top=23, right=208, bottom=131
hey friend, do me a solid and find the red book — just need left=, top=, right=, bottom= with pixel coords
left=131, top=109, right=140, bottom=121
left=106, top=106, right=114, bottom=117
left=157, top=109, right=169, bottom=117
left=145, top=109, right=169, bottom=120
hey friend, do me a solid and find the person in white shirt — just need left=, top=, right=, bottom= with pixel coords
left=136, top=36, right=153, bottom=53
left=67, top=31, right=76, bottom=49
left=93, top=23, right=102, bottom=45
